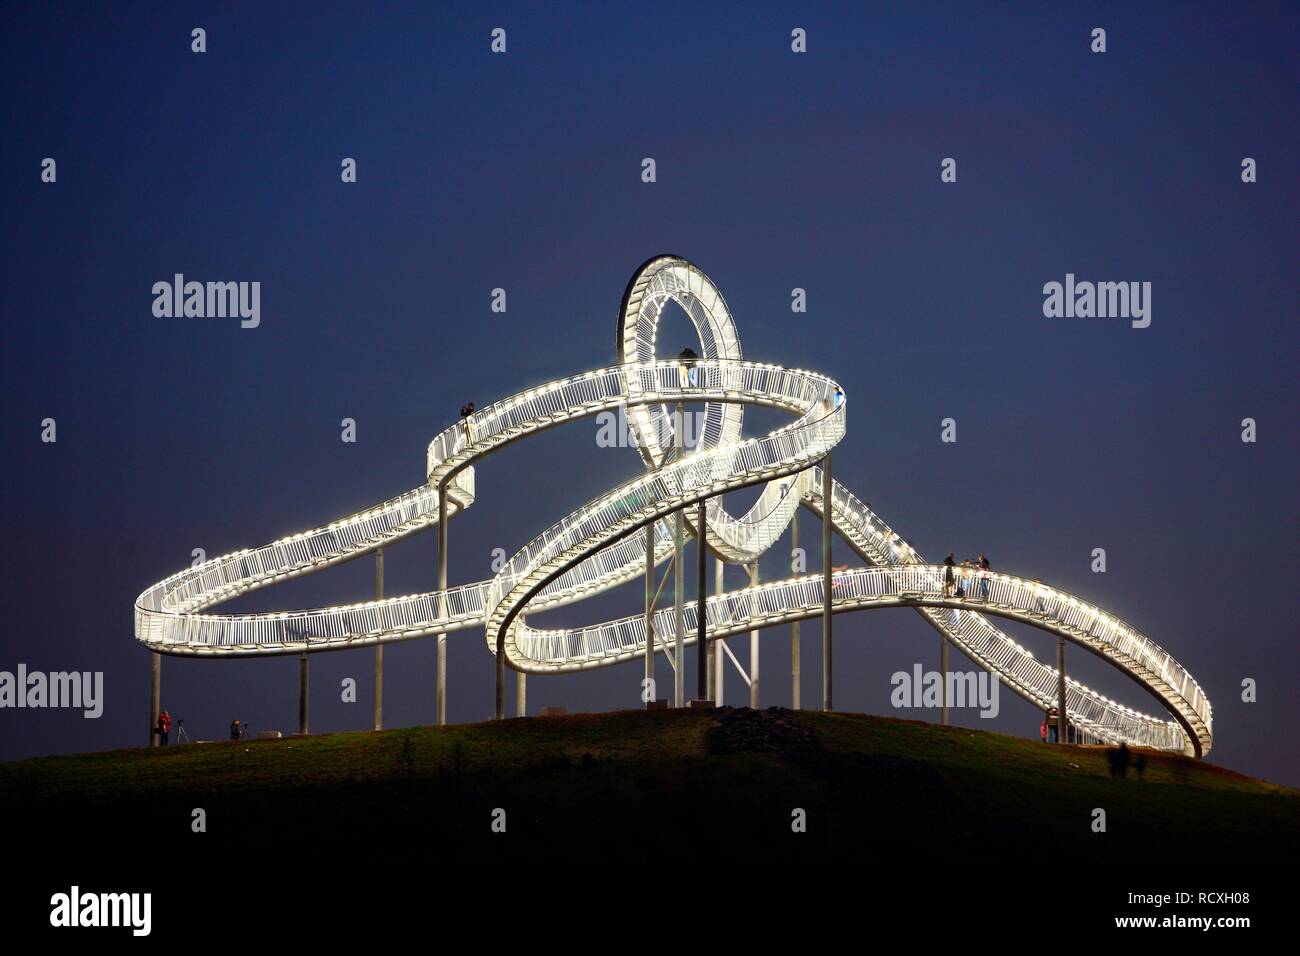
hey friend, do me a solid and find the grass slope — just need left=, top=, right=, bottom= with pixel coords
left=2, top=709, right=1294, bottom=867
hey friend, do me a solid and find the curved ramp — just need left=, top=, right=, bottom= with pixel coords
left=134, top=256, right=1212, bottom=757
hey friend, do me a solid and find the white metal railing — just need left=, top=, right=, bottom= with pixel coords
left=483, top=363, right=844, bottom=659
left=516, top=566, right=1199, bottom=753
left=132, top=255, right=1212, bottom=756
left=135, top=479, right=469, bottom=617
left=805, top=474, right=1206, bottom=753
left=135, top=360, right=837, bottom=657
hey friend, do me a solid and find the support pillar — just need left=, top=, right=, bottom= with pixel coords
left=645, top=524, right=655, bottom=706
left=517, top=671, right=526, bottom=717
left=822, top=455, right=833, bottom=712
left=298, top=653, right=310, bottom=735
left=674, top=508, right=685, bottom=708
left=374, top=547, right=384, bottom=731
left=149, top=652, right=160, bottom=747
left=713, top=558, right=725, bottom=705
left=791, top=509, right=801, bottom=710
left=495, top=652, right=505, bottom=721
left=940, top=634, right=950, bottom=726
left=437, top=479, right=448, bottom=726
left=696, top=499, right=708, bottom=701
left=706, top=591, right=716, bottom=699
left=748, top=562, right=760, bottom=708
left=1057, top=636, right=1068, bottom=744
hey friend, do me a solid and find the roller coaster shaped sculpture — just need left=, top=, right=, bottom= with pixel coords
left=134, top=256, right=1213, bottom=757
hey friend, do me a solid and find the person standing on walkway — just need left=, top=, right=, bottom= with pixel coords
left=943, top=552, right=956, bottom=597
left=958, top=559, right=973, bottom=597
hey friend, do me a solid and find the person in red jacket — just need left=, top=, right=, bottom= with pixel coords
left=157, top=709, right=172, bottom=746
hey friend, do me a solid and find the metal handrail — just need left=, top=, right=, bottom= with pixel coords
left=132, top=256, right=1212, bottom=756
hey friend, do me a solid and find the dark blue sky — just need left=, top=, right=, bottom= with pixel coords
left=2, top=2, right=1296, bottom=784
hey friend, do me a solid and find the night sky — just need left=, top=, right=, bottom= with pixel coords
left=2, top=2, right=1296, bottom=786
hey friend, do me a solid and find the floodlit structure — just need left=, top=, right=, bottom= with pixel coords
left=134, top=256, right=1212, bottom=757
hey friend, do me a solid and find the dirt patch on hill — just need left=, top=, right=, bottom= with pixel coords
left=706, top=706, right=822, bottom=758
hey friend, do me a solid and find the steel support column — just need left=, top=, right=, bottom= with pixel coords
left=298, top=653, right=310, bottom=735
left=706, top=584, right=716, bottom=699
left=696, top=499, right=708, bottom=701
left=149, top=652, right=160, bottom=747
left=791, top=509, right=801, bottom=710
left=940, top=633, right=950, bottom=726
left=374, top=547, right=384, bottom=731
left=674, top=508, right=685, bottom=708
left=1057, top=636, right=1068, bottom=744
left=713, top=558, right=725, bottom=705
left=437, top=479, right=448, bottom=725
left=748, top=562, right=760, bottom=708
left=645, top=525, right=655, bottom=706
left=495, top=651, right=505, bottom=721
left=822, top=455, right=833, bottom=712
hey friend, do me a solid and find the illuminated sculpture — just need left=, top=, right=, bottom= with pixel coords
left=135, top=257, right=1211, bottom=756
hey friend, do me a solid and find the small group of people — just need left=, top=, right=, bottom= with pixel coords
left=1040, top=707, right=1085, bottom=745
left=154, top=711, right=251, bottom=745
left=942, top=552, right=991, bottom=600
left=154, top=709, right=173, bottom=746
left=1040, top=707, right=1071, bottom=744
left=1106, top=742, right=1148, bottom=779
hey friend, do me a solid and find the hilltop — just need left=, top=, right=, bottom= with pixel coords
left=2, top=708, right=1293, bottom=869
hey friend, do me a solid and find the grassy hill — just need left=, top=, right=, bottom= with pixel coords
left=2, top=708, right=1294, bottom=868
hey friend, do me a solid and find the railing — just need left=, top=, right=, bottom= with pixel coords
left=484, top=363, right=845, bottom=660
left=136, top=579, right=492, bottom=651
left=516, top=565, right=1201, bottom=753
left=136, top=360, right=838, bottom=656
left=807, top=475, right=1205, bottom=753
left=135, top=478, right=470, bottom=619
left=133, top=255, right=1212, bottom=756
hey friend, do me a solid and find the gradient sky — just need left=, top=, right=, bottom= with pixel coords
left=2, top=2, right=1296, bottom=785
